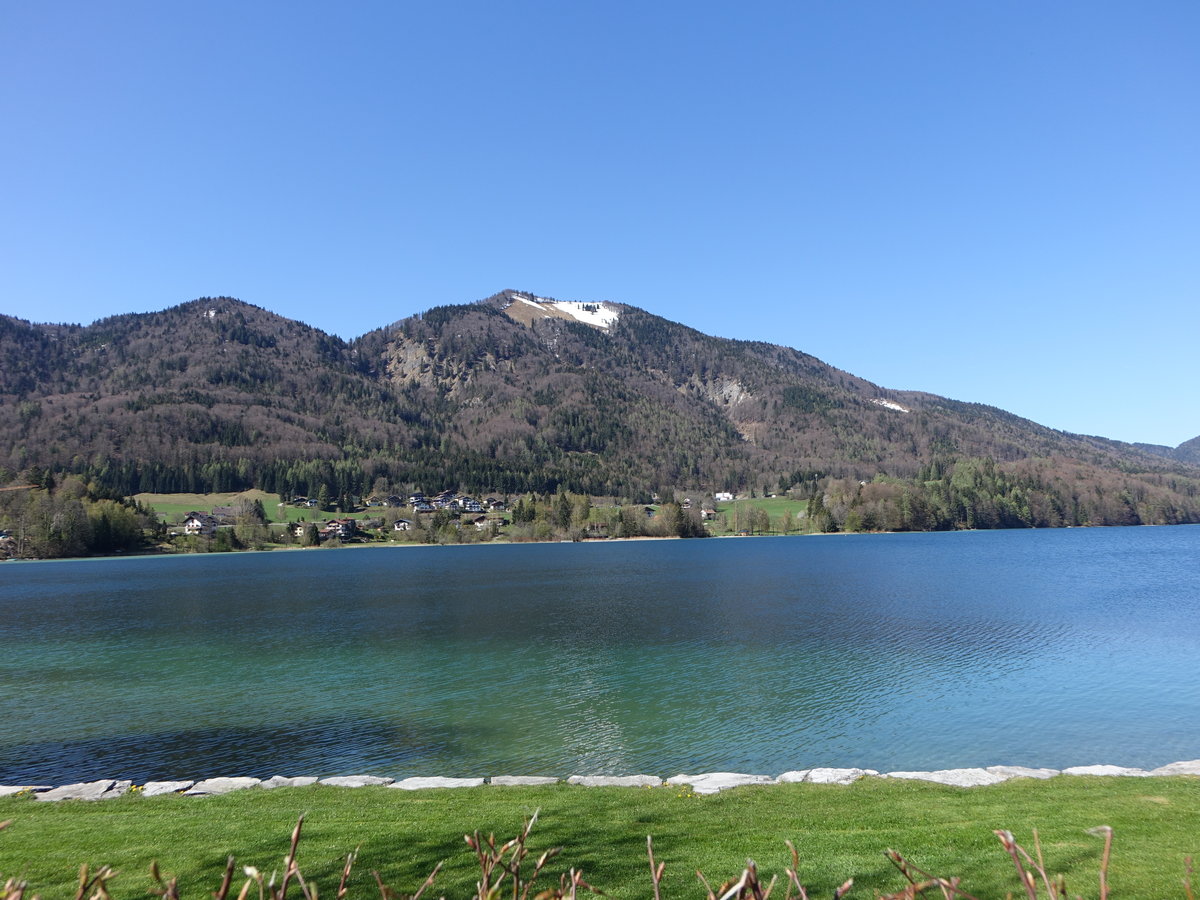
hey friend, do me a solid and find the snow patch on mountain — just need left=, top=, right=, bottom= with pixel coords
left=509, top=294, right=619, bottom=330
left=550, top=301, right=619, bottom=329
left=871, top=398, right=910, bottom=413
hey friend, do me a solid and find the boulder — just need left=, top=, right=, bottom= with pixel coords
left=261, top=776, right=320, bottom=789
left=666, top=772, right=773, bottom=794
left=802, top=768, right=879, bottom=784
left=986, top=766, right=1059, bottom=780
left=566, top=774, right=661, bottom=787
left=141, top=780, right=195, bottom=797
left=184, top=777, right=262, bottom=795
left=1062, top=765, right=1150, bottom=777
left=1149, top=759, right=1200, bottom=776
left=491, top=776, right=560, bottom=786
left=776, top=770, right=811, bottom=783
left=36, top=780, right=131, bottom=802
left=389, top=776, right=486, bottom=790
left=103, top=780, right=133, bottom=799
left=886, top=768, right=1007, bottom=787
left=318, top=775, right=394, bottom=787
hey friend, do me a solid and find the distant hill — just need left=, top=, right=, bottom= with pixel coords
left=2, top=290, right=1199, bottom=528
left=1136, top=435, right=1200, bottom=466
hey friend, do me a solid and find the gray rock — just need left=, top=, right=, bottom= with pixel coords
left=36, top=779, right=131, bottom=802
left=803, top=767, right=879, bottom=784
left=666, top=772, right=774, bottom=794
left=184, top=777, right=262, bottom=795
left=389, top=776, right=486, bottom=790
left=775, top=770, right=811, bottom=783
left=886, top=768, right=1007, bottom=787
left=491, top=776, right=561, bottom=786
left=103, top=780, right=132, bottom=799
left=261, top=776, right=320, bottom=789
left=36, top=780, right=111, bottom=802
left=141, top=780, right=195, bottom=797
left=318, top=775, right=394, bottom=787
left=1149, top=759, right=1200, bottom=776
left=567, top=774, right=661, bottom=787
left=1062, top=765, right=1150, bottom=777
left=0, top=785, right=51, bottom=797
left=986, top=766, right=1059, bottom=780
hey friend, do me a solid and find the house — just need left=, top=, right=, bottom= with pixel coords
left=700, top=507, right=718, bottom=521
left=211, top=506, right=236, bottom=522
left=714, top=492, right=734, bottom=502
left=183, top=512, right=218, bottom=536
left=393, top=519, right=413, bottom=532
left=411, top=500, right=434, bottom=513
left=321, top=518, right=358, bottom=539
left=470, top=515, right=490, bottom=530
left=291, top=522, right=313, bottom=539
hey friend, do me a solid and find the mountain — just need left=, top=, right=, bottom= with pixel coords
left=2, top=290, right=1199, bottom=528
left=1135, top=436, right=1200, bottom=466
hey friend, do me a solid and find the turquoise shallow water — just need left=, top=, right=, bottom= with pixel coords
left=2, top=526, right=1198, bottom=783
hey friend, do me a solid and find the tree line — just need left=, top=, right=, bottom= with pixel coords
left=0, top=475, right=161, bottom=559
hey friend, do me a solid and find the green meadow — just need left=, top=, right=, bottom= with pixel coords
left=3, top=777, right=1198, bottom=899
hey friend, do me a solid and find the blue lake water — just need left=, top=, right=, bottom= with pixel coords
left=1, top=526, right=1198, bottom=783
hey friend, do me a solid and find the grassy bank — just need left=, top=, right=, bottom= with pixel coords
left=3, top=778, right=1198, bottom=898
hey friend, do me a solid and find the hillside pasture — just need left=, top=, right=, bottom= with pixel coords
left=710, top=496, right=809, bottom=534
left=134, top=491, right=375, bottom=524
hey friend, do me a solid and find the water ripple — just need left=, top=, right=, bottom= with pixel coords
left=2, top=527, right=1199, bottom=779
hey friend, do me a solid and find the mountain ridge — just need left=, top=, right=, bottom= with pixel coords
left=2, top=290, right=1198, bottom=528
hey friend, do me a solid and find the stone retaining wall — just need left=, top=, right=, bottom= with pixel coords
left=3, top=760, right=1198, bottom=801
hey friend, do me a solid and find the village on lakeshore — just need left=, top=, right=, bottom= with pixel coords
left=163, top=487, right=752, bottom=552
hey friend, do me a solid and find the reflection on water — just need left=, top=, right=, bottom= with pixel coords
left=2, top=526, right=1198, bottom=782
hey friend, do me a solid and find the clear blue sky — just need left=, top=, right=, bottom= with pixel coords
left=2, top=2, right=1196, bottom=447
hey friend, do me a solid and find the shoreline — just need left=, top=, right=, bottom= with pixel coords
left=17, top=522, right=1190, bottom=564
left=6, top=759, right=1199, bottom=800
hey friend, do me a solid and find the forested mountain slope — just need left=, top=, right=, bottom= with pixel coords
left=2, top=290, right=1198, bottom=527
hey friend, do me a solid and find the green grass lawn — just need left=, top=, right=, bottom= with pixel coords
left=133, top=491, right=378, bottom=525
left=3, top=778, right=1198, bottom=899
left=710, top=497, right=809, bottom=534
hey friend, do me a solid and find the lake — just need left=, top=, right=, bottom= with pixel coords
left=2, top=526, right=1198, bottom=784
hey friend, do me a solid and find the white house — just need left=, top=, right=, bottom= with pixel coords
left=182, top=513, right=218, bottom=536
